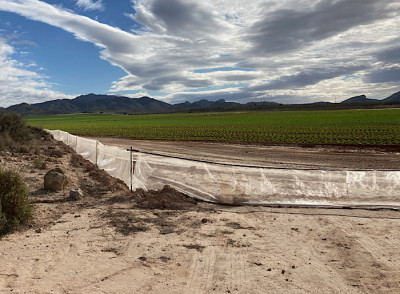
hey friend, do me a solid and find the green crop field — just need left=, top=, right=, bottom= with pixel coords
left=25, top=109, right=400, bottom=146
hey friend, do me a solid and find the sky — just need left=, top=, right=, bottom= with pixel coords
left=0, top=0, right=399, bottom=107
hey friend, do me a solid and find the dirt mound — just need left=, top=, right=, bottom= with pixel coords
left=134, top=185, right=198, bottom=210
left=70, top=152, right=128, bottom=195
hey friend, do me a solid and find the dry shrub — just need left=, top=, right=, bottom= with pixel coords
left=0, top=167, right=32, bottom=236
left=0, top=112, right=30, bottom=143
left=0, top=132, right=13, bottom=152
left=0, top=112, right=47, bottom=153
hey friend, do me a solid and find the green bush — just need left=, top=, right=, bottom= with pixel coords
left=0, top=167, right=32, bottom=236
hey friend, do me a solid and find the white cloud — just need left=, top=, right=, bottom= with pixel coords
left=0, top=36, right=74, bottom=107
left=76, top=0, right=104, bottom=11
left=0, top=0, right=399, bottom=106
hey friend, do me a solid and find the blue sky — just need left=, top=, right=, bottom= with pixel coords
left=0, top=0, right=399, bottom=107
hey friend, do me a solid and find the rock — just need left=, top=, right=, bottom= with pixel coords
left=44, top=167, right=69, bottom=191
left=69, top=188, right=83, bottom=200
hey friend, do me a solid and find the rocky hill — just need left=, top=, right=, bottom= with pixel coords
left=5, top=94, right=171, bottom=116
left=340, top=95, right=379, bottom=104
left=382, top=91, right=400, bottom=102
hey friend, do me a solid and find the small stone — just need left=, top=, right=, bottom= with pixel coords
left=159, top=256, right=170, bottom=262
left=69, top=188, right=83, bottom=201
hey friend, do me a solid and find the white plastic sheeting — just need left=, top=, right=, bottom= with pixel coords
left=133, top=153, right=400, bottom=206
left=49, top=130, right=131, bottom=187
left=49, top=130, right=400, bottom=207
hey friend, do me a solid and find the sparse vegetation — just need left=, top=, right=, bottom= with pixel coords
left=0, top=167, right=32, bottom=236
left=33, top=157, right=47, bottom=169
left=0, top=112, right=30, bottom=142
left=0, top=112, right=46, bottom=236
left=0, top=112, right=49, bottom=152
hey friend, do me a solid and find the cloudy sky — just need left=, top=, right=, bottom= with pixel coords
left=0, top=0, right=399, bottom=107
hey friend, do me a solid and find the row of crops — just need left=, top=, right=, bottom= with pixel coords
left=25, top=109, right=400, bottom=146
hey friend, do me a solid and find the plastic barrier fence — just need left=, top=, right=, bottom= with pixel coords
left=49, top=130, right=400, bottom=207
left=49, top=130, right=131, bottom=187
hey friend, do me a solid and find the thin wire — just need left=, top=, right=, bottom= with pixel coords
left=126, top=148, right=400, bottom=172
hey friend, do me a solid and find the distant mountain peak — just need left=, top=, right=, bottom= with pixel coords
left=340, top=94, right=379, bottom=104
left=382, top=90, right=400, bottom=102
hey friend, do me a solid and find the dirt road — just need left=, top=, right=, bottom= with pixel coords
left=2, top=201, right=400, bottom=293
left=90, top=137, right=400, bottom=170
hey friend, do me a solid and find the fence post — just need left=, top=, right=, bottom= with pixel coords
left=95, top=140, right=98, bottom=165
left=128, top=146, right=133, bottom=192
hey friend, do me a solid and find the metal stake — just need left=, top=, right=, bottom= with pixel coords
left=95, top=140, right=98, bottom=165
left=127, top=146, right=133, bottom=192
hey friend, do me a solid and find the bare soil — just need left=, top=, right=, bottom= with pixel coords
left=1, top=137, right=400, bottom=293
left=90, top=137, right=400, bottom=169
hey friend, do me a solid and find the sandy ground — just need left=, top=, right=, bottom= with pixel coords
left=1, top=138, right=400, bottom=293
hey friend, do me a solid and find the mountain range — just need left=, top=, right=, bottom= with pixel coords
left=1, top=91, right=400, bottom=116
